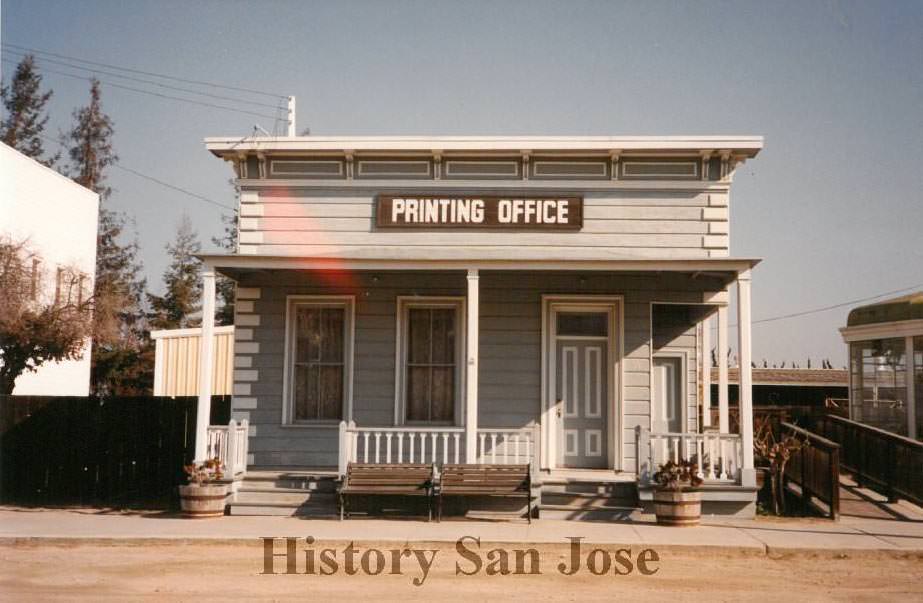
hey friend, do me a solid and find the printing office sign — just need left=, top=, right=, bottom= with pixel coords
left=376, top=195, right=583, bottom=230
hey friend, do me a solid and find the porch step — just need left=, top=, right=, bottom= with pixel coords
left=539, top=504, right=641, bottom=521
left=229, top=502, right=336, bottom=517
left=540, top=480, right=638, bottom=498
left=234, top=490, right=336, bottom=506
left=239, top=470, right=339, bottom=492
left=540, top=491, right=638, bottom=509
left=538, top=476, right=639, bottom=520
left=227, top=469, right=340, bottom=517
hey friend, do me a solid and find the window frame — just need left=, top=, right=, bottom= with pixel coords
left=282, top=295, right=355, bottom=426
left=394, top=296, right=466, bottom=426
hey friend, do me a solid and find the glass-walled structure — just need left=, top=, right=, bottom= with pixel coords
left=841, top=293, right=923, bottom=440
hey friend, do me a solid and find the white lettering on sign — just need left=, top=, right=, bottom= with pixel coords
left=390, top=198, right=491, bottom=224
left=380, top=195, right=581, bottom=229
left=497, top=199, right=569, bottom=224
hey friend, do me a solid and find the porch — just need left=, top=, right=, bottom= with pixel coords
left=195, top=257, right=759, bottom=514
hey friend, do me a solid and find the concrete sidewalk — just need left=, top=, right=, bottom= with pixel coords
left=2, top=506, right=922, bottom=557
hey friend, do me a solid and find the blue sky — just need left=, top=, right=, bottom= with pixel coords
left=3, top=0, right=922, bottom=365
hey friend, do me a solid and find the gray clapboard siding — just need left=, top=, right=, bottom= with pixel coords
left=231, top=270, right=725, bottom=468
left=238, top=189, right=729, bottom=258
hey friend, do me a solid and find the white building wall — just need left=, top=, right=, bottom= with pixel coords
left=0, top=143, right=100, bottom=395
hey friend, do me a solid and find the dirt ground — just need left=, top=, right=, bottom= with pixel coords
left=1, top=540, right=921, bottom=602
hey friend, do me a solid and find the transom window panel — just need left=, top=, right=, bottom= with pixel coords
left=293, top=306, right=345, bottom=421
left=557, top=312, right=608, bottom=337
left=406, top=307, right=457, bottom=422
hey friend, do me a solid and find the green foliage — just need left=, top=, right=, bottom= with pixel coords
left=0, top=54, right=58, bottom=166
left=211, top=206, right=238, bottom=326
left=148, top=214, right=203, bottom=330
left=64, top=78, right=117, bottom=199
left=653, top=459, right=704, bottom=491
left=62, top=79, right=150, bottom=395
left=184, top=458, right=225, bottom=486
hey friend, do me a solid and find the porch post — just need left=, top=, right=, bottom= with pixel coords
left=465, top=269, right=480, bottom=463
left=194, top=269, right=217, bottom=462
left=717, top=305, right=730, bottom=433
left=737, top=270, right=756, bottom=486
left=907, top=335, right=917, bottom=441
left=702, top=315, right=712, bottom=428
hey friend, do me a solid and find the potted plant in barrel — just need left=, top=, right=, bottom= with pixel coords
left=179, top=458, right=228, bottom=518
left=652, top=459, right=703, bottom=526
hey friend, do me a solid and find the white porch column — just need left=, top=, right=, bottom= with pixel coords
left=907, top=336, right=917, bottom=441
left=702, top=315, right=712, bottom=428
left=737, top=270, right=756, bottom=486
left=194, top=269, right=217, bottom=462
left=717, top=305, right=729, bottom=433
left=465, top=269, right=480, bottom=463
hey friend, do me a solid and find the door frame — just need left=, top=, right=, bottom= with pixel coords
left=652, top=350, right=689, bottom=434
left=541, top=295, right=623, bottom=471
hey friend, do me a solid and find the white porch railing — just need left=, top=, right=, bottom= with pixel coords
left=338, top=421, right=539, bottom=475
left=206, top=419, right=249, bottom=478
left=635, top=426, right=742, bottom=485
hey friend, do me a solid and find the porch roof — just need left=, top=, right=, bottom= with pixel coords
left=200, top=252, right=760, bottom=284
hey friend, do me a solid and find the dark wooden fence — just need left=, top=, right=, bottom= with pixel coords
left=0, top=395, right=230, bottom=507
left=781, top=421, right=841, bottom=519
left=814, top=414, right=923, bottom=507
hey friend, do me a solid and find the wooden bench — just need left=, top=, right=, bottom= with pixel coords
left=338, top=463, right=434, bottom=520
left=437, top=464, right=532, bottom=522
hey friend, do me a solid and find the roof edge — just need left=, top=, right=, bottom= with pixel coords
left=204, top=135, right=764, bottom=157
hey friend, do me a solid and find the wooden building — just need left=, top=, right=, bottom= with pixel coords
left=194, top=135, right=764, bottom=517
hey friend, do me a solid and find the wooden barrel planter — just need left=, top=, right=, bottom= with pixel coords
left=653, top=489, right=701, bottom=526
left=178, top=484, right=228, bottom=518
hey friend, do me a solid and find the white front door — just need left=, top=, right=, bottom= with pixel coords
left=550, top=307, right=617, bottom=469
left=556, top=333, right=608, bottom=468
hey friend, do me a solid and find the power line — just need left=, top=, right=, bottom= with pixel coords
left=37, top=133, right=235, bottom=212
left=752, top=283, right=923, bottom=325
left=113, top=164, right=235, bottom=211
left=3, top=42, right=287, bottom=99
left=724, top=282, right=923, bottom=329
left=1, top=57, right=279, bottom=120
left=3, top=47, right=283, bottom=110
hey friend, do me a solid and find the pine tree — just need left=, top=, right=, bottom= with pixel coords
left=0, top=54, right=58, bottom=165
left=212, top=183, right=239, bottom=326
left=64, top=78, right=149, bottom=395
left=65, top=79, right=117, bottom=197
left=148, top=215, right=203, bottom=330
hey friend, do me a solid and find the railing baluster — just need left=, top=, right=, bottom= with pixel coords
left=708, top=435, right=718, bottom=479
left=386, top=433, right=393, bottom=463
left=442, top=433, right=448, bottom=465
left=490, top=434, right=497, bottom=464
left=374, top=433, right=381, bottom=464
left=479, top=433, right=486, bottom=464
left=430, top=433, right=437, bottom=464
left=513, top=435, right=521, bottom=464
left=363, top=433, right=370, bottom=463
left=453, top=433, right=460, bottom=464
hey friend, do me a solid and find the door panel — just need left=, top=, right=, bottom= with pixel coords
left=652, top=356, right=683, bottom=433
left=556, top=336, right=608, bottom=468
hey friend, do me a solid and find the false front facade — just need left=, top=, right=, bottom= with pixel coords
left=197, top=136, right=763, bottom=516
